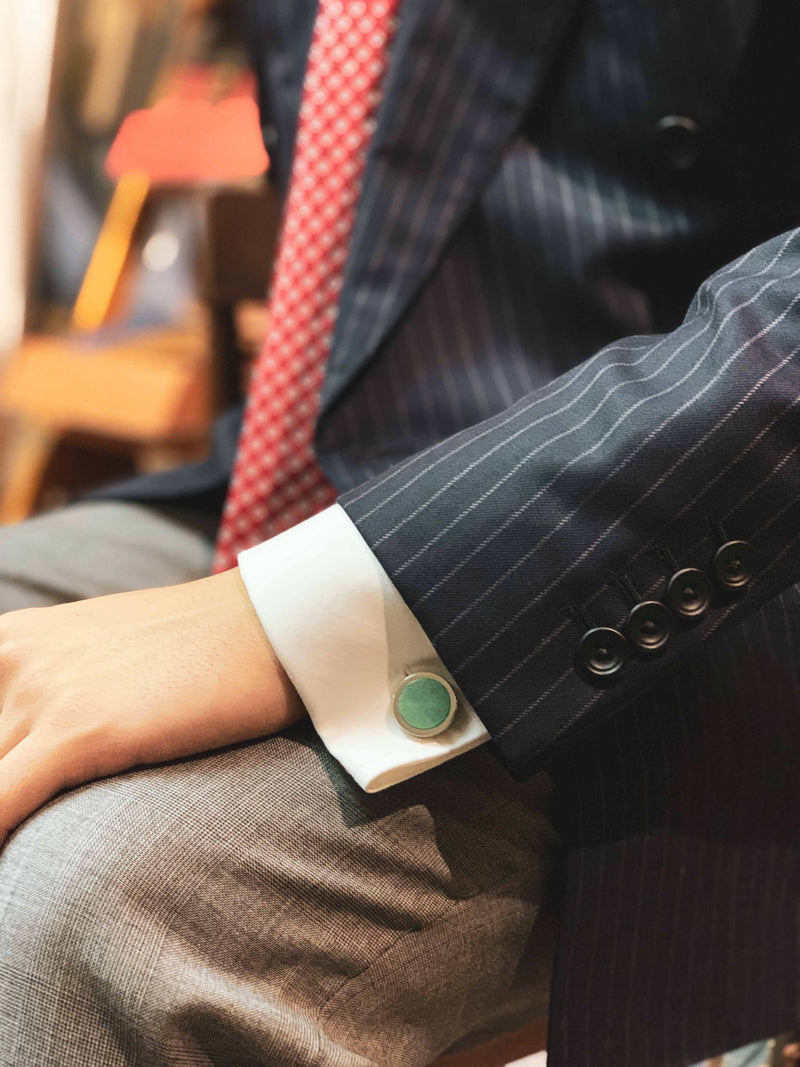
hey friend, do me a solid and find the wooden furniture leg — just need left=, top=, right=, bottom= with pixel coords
left=0, top=421, right=58, bottom=524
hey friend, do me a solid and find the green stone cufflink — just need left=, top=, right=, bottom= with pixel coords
left=393, top=671, right=457, bottom=738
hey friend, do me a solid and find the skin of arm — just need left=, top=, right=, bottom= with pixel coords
left=0, top=569, right=306, bottom=847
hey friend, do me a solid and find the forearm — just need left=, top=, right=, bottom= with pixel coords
left=0, top=568, right=305, bottom=846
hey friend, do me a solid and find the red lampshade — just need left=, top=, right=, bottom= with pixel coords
left=106, top=95, right=269, bottom=185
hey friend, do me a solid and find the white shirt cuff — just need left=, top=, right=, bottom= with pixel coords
left=237, top=503, right=489, bottom=792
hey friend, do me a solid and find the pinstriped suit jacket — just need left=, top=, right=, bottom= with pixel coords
left=104, top=0, right=800, bottom=1062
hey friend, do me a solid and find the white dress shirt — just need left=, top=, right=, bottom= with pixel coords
left=238, top=504, right=490, bottom=792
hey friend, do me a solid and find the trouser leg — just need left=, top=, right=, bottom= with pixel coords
left=0, top=503, right=557, bottom=1067
left=0, top=502, right=216, bottom=610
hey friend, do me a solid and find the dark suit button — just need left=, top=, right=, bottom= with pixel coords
left=713, top=540, right=755, bottom=591
left=577, top=627, right=628, bottom=678
left=653, top=115, right=700, bottom=170
left=626, top=600, right=673, bottom=654
left=665, top=567, right=712, bottom=620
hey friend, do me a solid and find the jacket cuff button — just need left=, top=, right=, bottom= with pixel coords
left=625, top=600, right=674, bottom=654
left=713, top=540, right=755, bottom=591
left=577, top=627, right=628, bottom=679
left=393, top=672, right=457, bottom=737
left=665, top=567, right=712, bottom=620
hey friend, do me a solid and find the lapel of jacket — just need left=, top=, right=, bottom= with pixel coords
left=318, top=0, right=580, bottom=411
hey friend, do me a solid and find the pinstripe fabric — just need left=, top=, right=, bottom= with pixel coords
left=318, top=0, right=581, bottom=413
left=549, top=584, right=800, bottom=1066
left=345, top=228, right=800, bottom=765
left=324, top=3, right=800, bottom=1065
left=316, top=0, right=766, bottom=489
left=96, top=0, right=800, bottom=1062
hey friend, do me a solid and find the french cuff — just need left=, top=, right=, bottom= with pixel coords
left=237, top=503, right=489, bottom=792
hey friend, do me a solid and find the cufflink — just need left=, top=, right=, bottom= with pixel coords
left=393, top=671, right=457, bottom=738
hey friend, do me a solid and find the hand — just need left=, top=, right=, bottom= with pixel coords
left=0, top=568, right=305, bottom=847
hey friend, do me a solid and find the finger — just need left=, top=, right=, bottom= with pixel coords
left=0, top=714, right=28, bottom=763
left=0, top=732, right=77, bottom=847
left=0, top=634, right=19, bottom=701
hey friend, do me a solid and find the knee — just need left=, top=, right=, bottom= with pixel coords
left=0, top=775, right=164, bottom=1001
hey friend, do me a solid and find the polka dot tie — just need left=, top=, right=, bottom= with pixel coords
left=212, top=0, right=401, bottom=574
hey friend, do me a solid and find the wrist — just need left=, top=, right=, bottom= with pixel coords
left=214, top=566, right=306, bottom=732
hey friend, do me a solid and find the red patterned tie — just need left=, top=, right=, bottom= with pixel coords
left=212, top=0, right=400, bottom=574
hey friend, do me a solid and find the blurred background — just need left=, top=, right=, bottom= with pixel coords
left=0, top=0, right=277, bottom=521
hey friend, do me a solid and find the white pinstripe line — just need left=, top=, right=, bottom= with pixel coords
left=415, top=278, right=470, bottom=430
left=501, top=396, right=800, bottom=695
left=554, top=151, right=585, bottom=274
left=377, top=324, right=418, bottom=442
left=533, top=422, right=800, bottom=718
left=622, top=707, right=652, bottom=1066
left=698, top=646, right=735, bottom=1059
left=631, top=443, right=800, bottom=612
left=525, top=148, right=584, bottom=358
left=582, top=734, right=607, bottom=1067
left=351, top=420, right=799, bottom=786
left=332, top=141, right=605, bottom=499
left=460, top=231, right=519, bottom=407
left=704, top=503, right=800, bottom=641
left=368, top=232, right=791, bottom=550
left=335, top=0, right=464, bottom=343
left=343, top=14, right=503, bottom=363
left=749, top=606, right=784, bottom=1038
left=343, top=239, right=769, bottom=514
left=658, top=674, right=691, bottom=1064
left=343, top=338, right=652, bottom=508
left=483, top=144, right=544, bottom=394
left=553, top=756, right=588, bottom=1067
left=483, top=650, right=576, bottom=718
left=357, top=46, right=523, bottom=373
left=674, top=658, right=711, bottom=1067
left=601, top=719, right=631, bottom=1066
left=486, top=379, right=800, bottom=733
left=569, top=397, right=800, bottom=621
left=439, top=252, right=502, bottom=410
left=772, top=592, right=799, bottom=1028
left=441, top=280, right=800, bottom=657
left=641, top=684, right=674, bottom=1067
left=404, top=327, right=711, bottom=593
left=403, top=300, right=450, bottom=437
left=395, top=336, right=687, bottom=567
left=722, top=441, right=800, bottom=518
left=718, top=631, right=753, bottom=1030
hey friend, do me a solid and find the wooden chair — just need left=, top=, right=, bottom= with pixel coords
left=0, top=324, right=210, bottom=524
left=0, top=182, right=280, bottom=524
left=0, top=60, right=276, bottom=525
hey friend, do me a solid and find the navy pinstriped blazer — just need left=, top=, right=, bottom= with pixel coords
left=106, top=0, right=800, bottom=1062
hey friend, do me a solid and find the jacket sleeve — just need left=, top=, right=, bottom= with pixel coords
left=337, top=226, right=800, bottom=780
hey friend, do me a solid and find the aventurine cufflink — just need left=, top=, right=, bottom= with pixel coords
left=393, top=671, right=457, bottom=738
